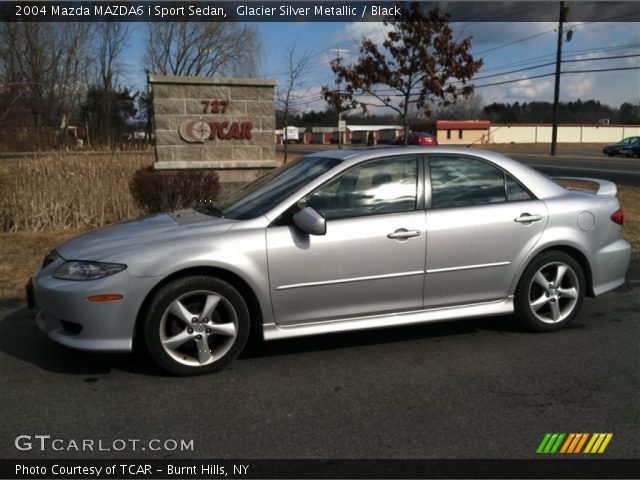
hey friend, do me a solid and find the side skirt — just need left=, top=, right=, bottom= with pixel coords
left=262, top=297, right=514, bottom=341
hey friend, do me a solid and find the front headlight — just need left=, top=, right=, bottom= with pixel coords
left=53, top=261, right=127, bottom=281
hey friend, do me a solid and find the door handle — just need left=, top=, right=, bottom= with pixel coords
left=387, top=229, right=421, bottom=239
left=514, top=213, right=543, bottom=224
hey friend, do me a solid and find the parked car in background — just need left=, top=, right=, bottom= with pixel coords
left=623, top=142, right=640, bottom=158
left=28, top=147, right=631, bottom=375
left=392, top=132, right=438, bottom=146
left=602, top=136, right=640, bottom=157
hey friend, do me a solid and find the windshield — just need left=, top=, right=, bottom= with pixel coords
left=215, top=156, right=342, bottom=220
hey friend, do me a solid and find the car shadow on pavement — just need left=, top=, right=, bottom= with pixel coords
left=1, top=299, right=538, bottom=374
left=0, top=301, right=165, bottom=376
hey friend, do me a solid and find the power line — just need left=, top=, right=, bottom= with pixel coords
left=472, top=29, right=555, bottom=57
left=472, top=42, right=640, bottom=74
left=472, top=66, right=640, bottom=89
left=356, top=52, right=640, bottom=94
left=463, top=61, right=556, bottom=81
left=563, top=53, right=640, bottom=63
left=469, top=11, right=639, bottom=58
left=563, top=66, right=640, bottom=74
left=281, top=96, right=323, bottom=107
left=361, top=65, right=639, bottom=95
left=453, top=53, right=640, bottom=84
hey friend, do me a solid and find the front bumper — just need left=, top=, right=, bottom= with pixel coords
left=602, top=147, right=620, bottom=155
left=32, top=268, right=161, bottom=352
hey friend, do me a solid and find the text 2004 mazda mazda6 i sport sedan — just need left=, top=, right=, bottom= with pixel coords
left=28, top=147, right=631, bottom=375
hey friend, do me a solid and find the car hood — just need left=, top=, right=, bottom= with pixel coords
left=56, top=209, right=236, bottom=261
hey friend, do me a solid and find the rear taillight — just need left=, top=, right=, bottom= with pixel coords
left=611, top=208, right=624, bottom=225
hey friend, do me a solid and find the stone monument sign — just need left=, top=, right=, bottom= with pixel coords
left=150, top=75, right=277, bottom=182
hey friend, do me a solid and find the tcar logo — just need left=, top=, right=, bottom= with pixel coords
left=536, top=433, right=613, bottom=454
left=179, top=120, right=212, bottom=143
left=178, top=119, right=253, bottom=143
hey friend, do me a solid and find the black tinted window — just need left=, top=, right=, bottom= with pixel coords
left=506, top=174, right=533, bottom=201
left=307, top=155, right=417, bottom=220
left=429, top=156, right=506, bottom=208
left=217, top=156, right=341, bottom=219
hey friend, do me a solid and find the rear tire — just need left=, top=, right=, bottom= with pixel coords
left=142, top=276, right=250, bottom=376
left=514, top=251, right=585, bottom=332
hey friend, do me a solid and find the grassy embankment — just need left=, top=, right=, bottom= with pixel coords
left=0, top=151, right=637, bottom=301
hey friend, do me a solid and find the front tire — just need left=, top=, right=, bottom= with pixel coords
left=143, top=276, right=250, bottom=376
left=515, top=251, right=585, bottom=332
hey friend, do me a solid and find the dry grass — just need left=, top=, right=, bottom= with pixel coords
left=0, top=229, right=84, bottom=302
left=619, top=185, right=640, bottom=257
left=0, top=152, right=153, bottom=232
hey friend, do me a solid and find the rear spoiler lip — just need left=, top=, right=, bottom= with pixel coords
left=553, top=176, right=617, bottom=197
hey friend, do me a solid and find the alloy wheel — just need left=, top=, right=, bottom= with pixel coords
left=528, top=262, right=579, bottom=324
left=159, top=290, right=238, bottom=366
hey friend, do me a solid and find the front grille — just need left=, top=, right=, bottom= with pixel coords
left=60, top=320, right=82, bottom=335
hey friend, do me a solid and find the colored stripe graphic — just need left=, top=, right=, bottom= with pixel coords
left=573, top=433, right=589, bottom=453
left=567, top=433, right=583, bottom=453
left=536, top=433, right=565, bottom=454
left=537, top=434, right=552, bottom=453
left=559, top=433, right=575, bottom=453
left=539, top=433, right=614, bottom=454
left=584, top=433, right=614, bottom=454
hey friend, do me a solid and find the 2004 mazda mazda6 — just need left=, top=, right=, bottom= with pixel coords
left=28, top=147, right=631, bottom=375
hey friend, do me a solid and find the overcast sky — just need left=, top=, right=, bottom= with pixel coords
left=122, top=20, right=639, bottom=112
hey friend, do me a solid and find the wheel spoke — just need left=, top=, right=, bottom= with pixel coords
left=207, top=322, right=237, bottom=337
left=533, top=272, right=551, bottom=293
left=550, top=301, right=561, bottom=321
left=558, top=287, right=578, bottom=299
left=554, top=265, right=568, bottom=286
left=530, top=294, right=550, bottom=312
left=200, top=294, right=221, bottom=321
left=162, top=329, right=192, bottom=350
left=195, top=335, right=212, bottom=364
left=168, top=299, right=194, bottom=326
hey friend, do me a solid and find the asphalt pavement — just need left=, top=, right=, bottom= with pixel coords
left=1, top=262, right=638, bottom=461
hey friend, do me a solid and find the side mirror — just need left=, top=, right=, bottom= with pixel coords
left=292, top=207, right=326, bottom=236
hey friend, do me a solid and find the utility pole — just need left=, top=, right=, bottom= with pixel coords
left=331, top=48, right=348, bottom=149
left=550, top=1, right=568, bottom=156
left=145, top=69, right=152, bottom=147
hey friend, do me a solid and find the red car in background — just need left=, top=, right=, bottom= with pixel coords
left=391, top=132, right=438, bottom=146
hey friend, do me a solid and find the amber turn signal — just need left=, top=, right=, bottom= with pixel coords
left=87, top=294, right=124, bottom=302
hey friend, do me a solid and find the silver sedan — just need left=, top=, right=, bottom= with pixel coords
left=28, top=147, right=631, bottom=375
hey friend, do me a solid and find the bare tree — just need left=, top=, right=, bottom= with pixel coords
left=145, top=23, right=261, bottom=77
left=92, top=23, right=130, bottom=147
left=322, top=2, right=482, bottom=144
left=94, top=23, right=129, bottom=92
left=277, top=47, right=312, bottom=163
left=434, top=93, right=484, bottom=120
left=0, top=22, right=92, bottom=149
